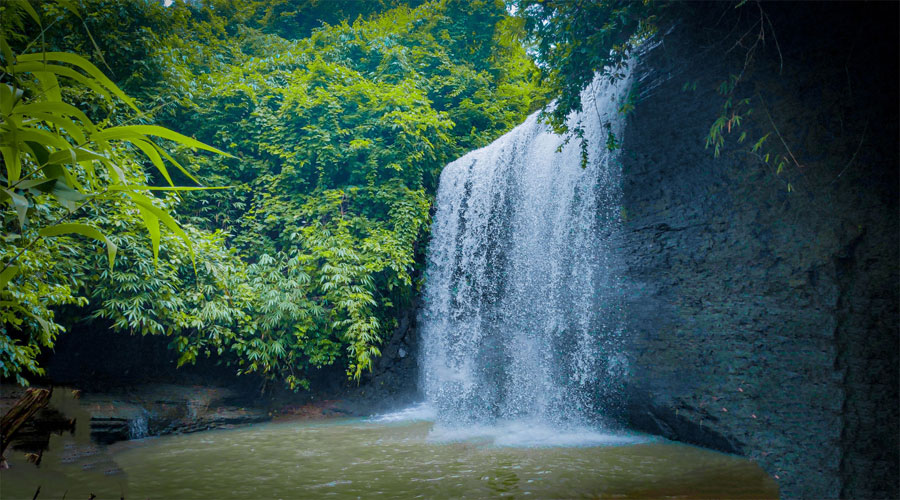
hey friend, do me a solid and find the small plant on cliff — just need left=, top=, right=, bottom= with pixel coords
left=514, top=0, right=658, bottom=166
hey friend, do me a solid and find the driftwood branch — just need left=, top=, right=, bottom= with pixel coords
left=1, top=387, right=52, bottom=461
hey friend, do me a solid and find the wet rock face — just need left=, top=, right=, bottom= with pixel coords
left=358, top=301, right=421, bottom=410
left=617, top=3, right=898, bottom=498
left=81, top=385, right=270, bottom=444
left=0, top=384, right=270, bottom=446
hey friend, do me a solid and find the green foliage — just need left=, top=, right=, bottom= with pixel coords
left=0, top=1, right=227, bottom=384
left=2, top=0, right=540, bottom=389
left=138, top=0, right=541, bottom=386
left=246, top=0, right=427, bottom=41
left=515, top=0, right=657, bottom=162
left=516, top=0, right=803, bottom=192
left=698, top=3, right=802, bottom=193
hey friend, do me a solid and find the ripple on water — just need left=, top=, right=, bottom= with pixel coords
left=0, top=416, right=779, bottom=499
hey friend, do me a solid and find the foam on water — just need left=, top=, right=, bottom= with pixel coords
left=371, top=402, right=648, bottom=447
left=370, top=402, right=436, bottom=423
left=427, top=421, right=649, bottom=448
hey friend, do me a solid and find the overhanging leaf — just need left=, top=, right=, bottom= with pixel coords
left=127, top=191, right=195, bottom=267
left=8, top=62, right=113, bottom=105
left=0, top=146, right=22, bottom=184
left=39, top=223, right=116, bottom=270
left=1, top=187, right=28, bottom=227
left=93, top=125, right=232, bottom=157
left=0, top=265, right=19, bottom=290
left=135, top=205, right=160, bottom=264
left=16, top=52, right=139, bottom=112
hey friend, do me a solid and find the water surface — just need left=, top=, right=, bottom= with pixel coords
left=1, top=415, right=778, bottom=499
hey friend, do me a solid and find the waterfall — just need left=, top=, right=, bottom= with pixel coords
left=420, top=69, right=633, bottom=440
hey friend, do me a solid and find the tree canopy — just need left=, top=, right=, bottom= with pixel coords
left=1, top=0, right=542, bottom=390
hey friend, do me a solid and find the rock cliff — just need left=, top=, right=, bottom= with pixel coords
left=617, top=3, right=898, bottom=498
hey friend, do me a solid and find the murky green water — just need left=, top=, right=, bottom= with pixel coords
left=1, top=416, right=777, bottom=499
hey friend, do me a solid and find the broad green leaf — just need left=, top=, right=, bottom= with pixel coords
left=33, top=72, right=62, bottom=103
left=15, top=127, right=70, bottom=150
left=127, top=191, right=195, bottom=265
left=0, top=84, right=15, bottom=114
left=54, top=0, right=80, bottom=17
left=0, top=35, right=13, bottom=65
left=1, top=146, right=22, bottom=184
left=40, top=162, right=86, bottom=194
left=11, top=0, right=41, bottom=25
left=22, top=141, right=50, bottom=165
left=0, top=266, right=19, bottom=290
left=25, top=111, right=88, bottom=144
left=39, top=223, right=116, bottom=270
left=151, top=142, right=201, bottom=185
left=15, top=178, right=56, bottom=190
left=16, top=52, right=139, bottom=112
left=131, top=138, right=174, bottom=186
left=93, top=125, right=232, bottom=157
left=14, top=102, right=94, bottom=130
left=136, top=205, right=161, bottom=264
left=1, top=187, right=28, bottom=227
left=49, top=180, right=89, bottom=203
left=45, top=147, right=106, bottom=166
left=8, top=63, right=112, bottom=104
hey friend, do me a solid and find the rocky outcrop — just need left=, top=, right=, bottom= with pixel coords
left=356, top=299, right=421, bottom=410
left=1, top=384, right=270, bottom=450
left=85, top=385, right=269, bottom=443
left=617, top=3, right=898, bottom=498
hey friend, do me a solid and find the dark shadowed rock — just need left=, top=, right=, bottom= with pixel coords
left=617, top=3, right=898, bottom=498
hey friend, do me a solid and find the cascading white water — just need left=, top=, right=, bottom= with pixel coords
left=420, top=69, right=633, bottom=442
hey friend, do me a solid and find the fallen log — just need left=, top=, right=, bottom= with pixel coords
left=1, top=387, right=52, bottom=463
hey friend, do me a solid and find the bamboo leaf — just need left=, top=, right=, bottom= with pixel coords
left=8, top=62, right=113, bottom=104
left=49, top=180, right=89, bottom=203
left=14, top=101, right=95, bottom=130
left=16, top=52, right=139, bottom=112
left=0, top=266, right=19, bottom=291
left=131, top=139, right=174, bottom=186
left=0, top=35, right=13, bottom=65
left=26, top=112, right=87, bottom=144
left=11, top=0, right=41, bottom=25
left=15, top=127, right=70, bottom=150
left=127, top=191, right=195, bottom=266
left=45, top=147, right=106, bottom=166
left=39, top=223, right=117, bottom=270
left=93, top=125, right=232, bottom=157
left=151, top=142, right=201, bottom=185
left=135, top=205, right=161, bottom=264
left=1, top=146, right=22, bottom=184
left=22, top=141, right=50, bottom=166
left=33, top=71, right=62, bottom=103
left=1, top=187, right=28, bottom=227
left=752, top=133, right=770, bottom=153
left=0, top=84, right=15, bottom=114
left=15, top=178, right=56, bottom=190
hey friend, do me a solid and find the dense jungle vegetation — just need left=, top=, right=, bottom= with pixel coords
left=0, top=0, right=555, bottom=390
